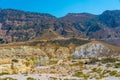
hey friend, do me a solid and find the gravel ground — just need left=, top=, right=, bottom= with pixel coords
left=0, top=73, right=82, bottom=80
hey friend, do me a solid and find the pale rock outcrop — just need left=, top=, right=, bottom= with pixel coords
left=72, top=43, right=111, bottom=58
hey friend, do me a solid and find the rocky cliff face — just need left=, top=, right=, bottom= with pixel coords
left=0, top=9, right=120, bottom=46
left=0, top=9, right=57, bottom=42
left=72, top=43, right=111, bottom=58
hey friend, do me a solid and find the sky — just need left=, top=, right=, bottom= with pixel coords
left=0, top=0, right=120, bottom=17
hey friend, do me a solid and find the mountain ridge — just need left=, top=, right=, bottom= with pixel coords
left=0, top=9, right=120, bottom=46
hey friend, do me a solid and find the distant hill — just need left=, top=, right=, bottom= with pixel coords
left=0, top=39, right=119, bottom=58
left=0, top=9, right=120, bottom=46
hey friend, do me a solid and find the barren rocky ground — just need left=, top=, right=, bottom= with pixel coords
left=0, top=56, right=120, bottom=80
left=0, top=39, right=119, bottom=80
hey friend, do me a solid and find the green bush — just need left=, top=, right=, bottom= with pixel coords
left=109, top=70, right=117, bottom=76
left=27, top=77, right=36, bottom=80
left=75, top=71, right=84, bottom=77
left=0, top=72, right=9, bottom=76
left=101, top=58, right=117, bottom=64
left=114, top=63, right=120, bottom=68
left=102, top=70, right=111, bottom=75
left=92, top=68, right=102, bottom=73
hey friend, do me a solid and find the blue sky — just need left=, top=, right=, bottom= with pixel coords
left=0, top=0, right=120, bottom=17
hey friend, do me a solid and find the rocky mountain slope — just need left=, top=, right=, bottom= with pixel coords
left=0, top=9, right=120, bottom=46
left=72, top=41, right=120, bottom=58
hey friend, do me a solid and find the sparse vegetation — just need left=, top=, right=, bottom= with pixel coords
left=0, top=77, right=17, bottom=80
left=0, top=72, right=9, bottom=76
left=70, top=61, right=84, bottom=67
left=101, top=57, right=117, bottom=64
left=109, top=70, right=117, bottom=76
left=49, top=60, right=58, bottom=65
left=114, top=63, right=120, bottom=68
left=115, top=72, right=120, bottom=77
left=50, top=77, right=58, bottom=80
left=75, top=71, right=84, bottom=77
left=27, top=77, right=36, bottom=80
left=47, top=38, right=90, bottom=47
left=92, top=68, right=102, bottom=73
left=106, top=63, right=113, bottom=67
left=87, top=58, right=99, bottom=64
